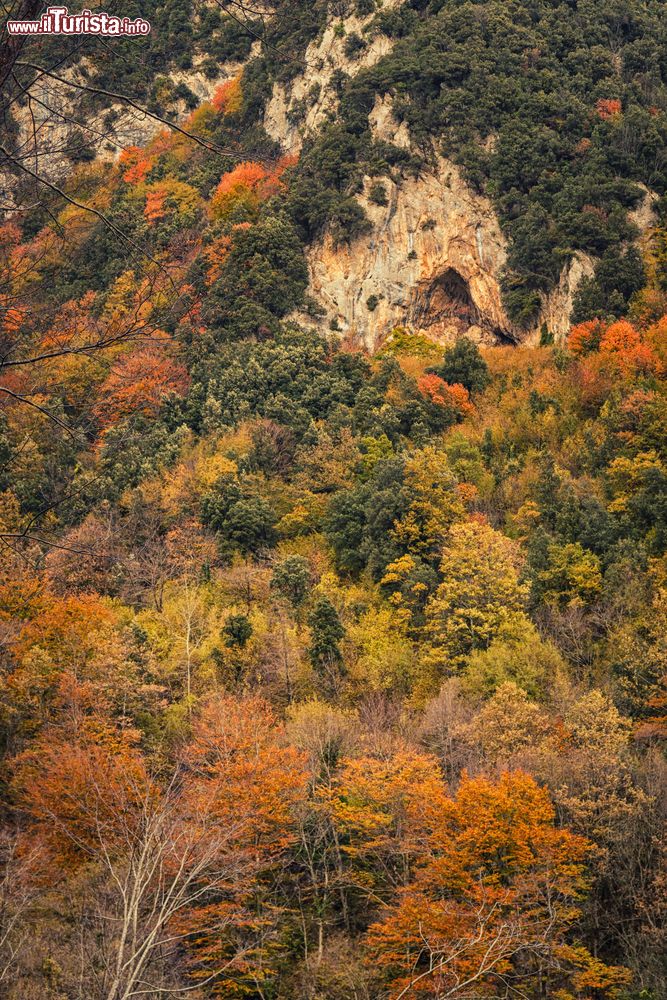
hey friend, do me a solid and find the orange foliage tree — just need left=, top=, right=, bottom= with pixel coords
left=212, top=75, right=243, bottom=115
left=596, top=98, right=622, bottom=119
left=119, top=145, right=153, bottom=184
left=568, top=319, right=605, bottom=356
left=14, top=690, right=149, bottom=865
left=209, top=161, right=287, bottom=221
left=4, top=592, right=121, bottom=721
left=332, top=750, right=450, bottom=896
left=0, top=223, right=25, bottom=336
left=177, top=694, right=308, bottom=995
left=598, top=319, right=662, bottom=377
left=364, top=767, right=631, bottom=999
left=417, top=374, right=474, bottom=417
left=569, top=317, right=663, bottom=397
left=92, top=338, right=190, bottom=430
left=12, top=685, right=292, bottom=998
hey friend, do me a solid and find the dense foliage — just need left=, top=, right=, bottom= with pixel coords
left=1, top=3, right=667, bottom=999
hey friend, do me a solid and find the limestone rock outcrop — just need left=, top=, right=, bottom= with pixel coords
left=264, top=10, right=398, bottom=155
left=295, top=96, right=646, bottom=348
left=305, top=156, right=514, bottom=350
left=292, top=94, right=512, bottom=348
left=1, top=51, right=255, bottom=205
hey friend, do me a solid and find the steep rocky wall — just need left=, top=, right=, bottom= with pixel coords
left=264, top=7, right=399, bottom=155
left=291, top=95, right=518, bottom=349
left=305, top=152, right=514, bottom=349
left=293, top=97, right=655, bottom=349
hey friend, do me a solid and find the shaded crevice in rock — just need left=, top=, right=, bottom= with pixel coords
left=406, top=267, right=516, bottom=345
left=411, top=268, right=479, bottom=331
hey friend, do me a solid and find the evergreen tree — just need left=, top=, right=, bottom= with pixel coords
left=308, top=596, right=346, bottom=693
left=430, top=337, right=491, bottom=395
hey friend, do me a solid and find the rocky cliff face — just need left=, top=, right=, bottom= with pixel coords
left=278, top=94, right=522, bottom=348
left=314, top=91, right=516, bottom=348
left=272, top=88, right=597, bottom=348
left=264, top=7, right=398, bottom=155
left=306, top=150, right=514, bottom=349
left=277, top=89, right=655, bottom=350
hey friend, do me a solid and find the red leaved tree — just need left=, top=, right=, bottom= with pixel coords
left=92, top=338, right=190, bottom=431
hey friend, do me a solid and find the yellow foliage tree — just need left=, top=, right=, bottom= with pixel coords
left=423, top=519, right=530, bottom=675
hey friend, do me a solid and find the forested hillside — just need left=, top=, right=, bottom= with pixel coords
left=1, top=0, right=666, bottom=997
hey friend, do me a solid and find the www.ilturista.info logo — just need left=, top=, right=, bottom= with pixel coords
left=5, top=5, right=150, bottom=34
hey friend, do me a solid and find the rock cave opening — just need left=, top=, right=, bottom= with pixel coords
left=416, top=267, right=479, bottom=330
left=410, top=267, right=515, bottom=343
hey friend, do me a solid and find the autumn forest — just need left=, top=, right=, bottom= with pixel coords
left=1, top=0, right=666, bottom=998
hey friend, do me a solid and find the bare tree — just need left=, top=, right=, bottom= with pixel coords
left=0, top=828, right=44, bottom=990
left=94, top=787, right=245, bottom=999
left=30, top=770, right=256, bottom=1000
